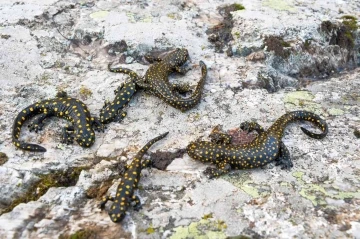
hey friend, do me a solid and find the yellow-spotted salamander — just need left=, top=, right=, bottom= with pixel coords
left=99, top=68, right=137, bottom=124
left=100, top=132, right=168, bottom=223
left=108, top=48, right=207, bottom=112
left=186, top=111, right=328, bottom=178
left=12, top=91, right=104, bottom=152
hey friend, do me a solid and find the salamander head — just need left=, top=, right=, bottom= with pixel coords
left=108, top=206, right=126, bottom=223
left=100, top=107, right=115, bottom=124
left=75, top=128, right=96, bottom=148
left=165, top=48, right=189, bottom=68
left=186, top=141, right=214, bottom=162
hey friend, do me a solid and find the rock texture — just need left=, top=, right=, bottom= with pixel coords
left=0, top=0, right=359, bottom=238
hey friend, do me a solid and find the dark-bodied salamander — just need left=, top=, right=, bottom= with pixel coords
left=186, top=111, right=328, bottom=178
left=100, top=132, right=168, bottom=222
left=99, top=71, right=137, bottom=124
left=12, top=91, right=104, bottom=152
left=108, top=48, right=207, bottom=112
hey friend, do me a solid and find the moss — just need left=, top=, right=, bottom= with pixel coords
left=63, top=230, right=97, bottom=239
left=1, top=167, right=87, bottom=215
left=264, top=35, right=291, bottom=58
left=321, top=17, right=358, bottom=49
left=233, top=3, right=245, bottom=11
left=79, top=85, right=92, bottom=99
left=341, top=15, right=358, bottom=31
left=0, top=152, right=8, bottom=165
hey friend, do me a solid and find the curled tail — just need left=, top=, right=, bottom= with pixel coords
left=12, top=105, right=46, bottom=152
left=108, top=63, right=140, bottom=81
left=173, top=61, right=208, bottom=112
left=135, top=132, right=169, bottom=159
left=274, top=111, right=328, bottom=139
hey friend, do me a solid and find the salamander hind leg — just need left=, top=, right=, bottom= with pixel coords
left=203, top=161, right=231, bottom=179
left=275, top=141, right=293, bottom=170
left=61, top=125, right=75, bottom=144
left=99, top=195, right=115, bottom=209
left=172, top=83, right=192, bottom=94
left=28, top=113, right=50, bottom=133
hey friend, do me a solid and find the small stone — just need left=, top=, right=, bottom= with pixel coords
left=125, top=56, right=134, bottom=64
left=246, top=51, right=266, bottom=61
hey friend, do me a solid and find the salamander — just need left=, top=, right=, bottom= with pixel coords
left=186, top=111, right=328, bottom=178
left=100, top=132, right=169, bottom=223
left=12, top=91, right=104, bottom=152
left=99, top=71, right=137, bottom=124
left=108, top=48, right=207, bottom=112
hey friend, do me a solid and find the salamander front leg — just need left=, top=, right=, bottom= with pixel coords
left=130, top=195, right=142, bottom=211
left=175, top=65, right=190, bottom=75
left=102, top=100, right=111, bottom=109
left=91, top=117, right=106, bottom=132
left=144, top=54, right=163, bottom=63
left=275, top=141, right=293, bottom=170
left=99, top=195, right=115, bottom=209
left=141, top=159, right=153, bottom=169
left=114, top=83, right=125, bottom=95
left=113, top=110, right=127, bottom=123
left=61, top=125, right=75, bottom=144
left=209, top=132, right=232, bottom=145
left=28, top=113, right=51, bottom=133
left=203, top=161, right=231, bottom=179
left=240, top=121, right=265, bottom=134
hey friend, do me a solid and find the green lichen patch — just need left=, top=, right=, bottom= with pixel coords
left=0, top=152, right=8, bottom=165
left=90, top=11, right=109, bottom=19
left=293, top=171, right=360, bottom=206
left=327, top=108, right=345, bottom=116
left=283, top=91, right=325, bottom=115
left=170, top=218, right=227, bottom=239
left=264, top=35, right=291, bottom=58
left=1, top=167, right=87, bottom=215
left=223, top=173, right=271, bottom=198
left=263, top=0, right=295, bottom=11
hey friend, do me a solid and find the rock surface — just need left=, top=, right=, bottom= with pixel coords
left=0, top=0, right=359, bottom=238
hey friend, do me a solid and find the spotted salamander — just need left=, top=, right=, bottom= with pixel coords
left=12, top=92, right=104, bottom=152
left=100, top=132, right=169, bottom=223
left=99, top=68, right=137, bottom=124
left=108, top=48, right=207, bottom=112
left=186, top=111, right=328, bottom=178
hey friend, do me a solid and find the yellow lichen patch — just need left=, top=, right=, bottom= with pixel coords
left=170, top=218, right=227, bottom=239
left=79, top=85, right=93, bottom=99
